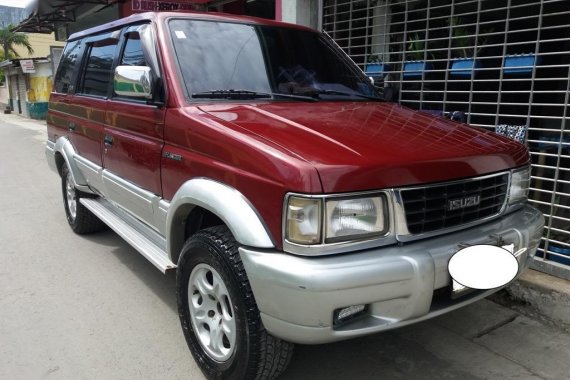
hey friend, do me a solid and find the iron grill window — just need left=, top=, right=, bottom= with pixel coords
left=400, top=173, right=509, bottom=234
left=323, top=0, right=570, bottom=278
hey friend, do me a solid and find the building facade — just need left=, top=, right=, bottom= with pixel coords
left=0, top=5, right=28, bottom=113
left=0, top=33, right=64, bottom=119
left=0, top=5, right=26, bottom=27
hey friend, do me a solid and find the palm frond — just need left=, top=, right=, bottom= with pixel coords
left=0, top=24, right=34, bottom=58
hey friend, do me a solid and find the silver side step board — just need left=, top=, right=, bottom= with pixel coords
left=80, top=198, right=177, bottom=273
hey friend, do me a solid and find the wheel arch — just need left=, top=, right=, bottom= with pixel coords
left=53, top=137, right=93, bottom=193
left=167, top=178, right=275, bottom=264
left=54, top=151, right=65, bottom=177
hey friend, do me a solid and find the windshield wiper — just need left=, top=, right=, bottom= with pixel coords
left=192, top=89, right=317, bottom=102
left=294, top=89, right=383, bottom=101
left=192, top=89, right=272, bottom=99
left=271, top=92, right=318, bottom=102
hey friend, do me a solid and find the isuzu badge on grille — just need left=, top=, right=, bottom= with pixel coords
left=447, top=195, right=481, bottom=211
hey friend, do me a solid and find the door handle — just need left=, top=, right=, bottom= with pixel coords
left=68, top=122, right=76, bottom=132
left=104, top=135, right=114, bottom=147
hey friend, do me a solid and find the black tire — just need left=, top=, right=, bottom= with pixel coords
left=177, top=226, right=294, bottom=380
left=61, top=163, right=105, bottom=234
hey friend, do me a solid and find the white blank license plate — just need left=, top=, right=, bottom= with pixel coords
left=451, top=243, right=515, bottom=297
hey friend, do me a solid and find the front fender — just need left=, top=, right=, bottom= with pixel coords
left=167, top=178, right=275, bottom=261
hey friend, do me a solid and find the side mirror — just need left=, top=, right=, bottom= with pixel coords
left=114, top=65, right=153, bottom=99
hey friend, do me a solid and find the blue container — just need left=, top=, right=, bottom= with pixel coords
left=548, top=245, right=570, bottom=265
left=365, top=63, right=392, bottom=77
left=503, top=54, right=540, bottom=75
left=450, top=58, right=481, bottom=78
left=403, top=61, right=430, bottom=78
left=536, top=243, right=570, bottom=265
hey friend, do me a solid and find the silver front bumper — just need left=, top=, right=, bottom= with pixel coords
left=239, top=205, right=544, bottom=344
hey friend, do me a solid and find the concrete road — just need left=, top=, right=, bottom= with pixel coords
left=1, top=113, right=569, bottom=380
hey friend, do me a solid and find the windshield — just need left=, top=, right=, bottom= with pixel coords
left=168, top=19, right=381, bottom=101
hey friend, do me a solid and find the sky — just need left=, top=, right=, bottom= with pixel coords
left=0, top=0, right=34, bottom=8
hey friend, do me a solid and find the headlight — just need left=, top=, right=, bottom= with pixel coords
left=325, top=196, right=388, bottom=243
left=508, top=166, right=530, bottom=204
left=285, top=194, right=388, bottom=246
left=286, top=196, right=321, bottom=244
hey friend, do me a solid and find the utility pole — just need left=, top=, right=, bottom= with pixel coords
left=2, top=20, right=13, bottom=113
left=2, top=20, right=14, bottom=113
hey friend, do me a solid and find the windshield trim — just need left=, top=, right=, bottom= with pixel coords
left=318, top=32, right=384, bottom=100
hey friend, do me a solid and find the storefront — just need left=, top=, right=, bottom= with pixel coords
left=322, top=0, right=570, bottom=278
left=0, top=58, right=53, bottom=119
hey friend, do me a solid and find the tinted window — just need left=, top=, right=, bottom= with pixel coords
left=80, top=42, right=117, bottom=97
left=168, top=20, right=380, bottom=101
left=121, top=35, right=147, bottom=66
left=54, top=40, right=82, bottom=94
left=169, top=20, right=271, bottom=95
left=262, top=27, right=373, bottom=96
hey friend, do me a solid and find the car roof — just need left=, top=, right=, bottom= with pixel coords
left=68, top=11, right=316, bottom=41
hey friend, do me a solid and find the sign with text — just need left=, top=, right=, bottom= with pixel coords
left=20, top=60, right=35, bottom=74
left=132, top=0, right=209, bottom=12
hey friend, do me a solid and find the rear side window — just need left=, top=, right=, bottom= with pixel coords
left=54, top=40, right=82, bottom=94
left=79, top=41, right=118, bottom=97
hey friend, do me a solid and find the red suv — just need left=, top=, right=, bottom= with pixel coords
left=46, top=11, right=544, bottom=380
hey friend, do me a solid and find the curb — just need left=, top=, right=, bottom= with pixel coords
left=490, top=269, right=570, bottom=332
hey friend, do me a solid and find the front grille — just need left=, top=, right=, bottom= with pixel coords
left=400, top=173, right=509, bottom=235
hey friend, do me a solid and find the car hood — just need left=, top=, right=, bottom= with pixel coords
left=198, top=101, right=528, bottom=193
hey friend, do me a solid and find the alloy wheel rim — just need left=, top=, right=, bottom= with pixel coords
left=188, top=263, right=237, bottom=362
left=66, top=172, right=77, bottom=220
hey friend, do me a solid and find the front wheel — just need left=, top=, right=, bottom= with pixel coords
left=177, top=226, right=294, bottom=380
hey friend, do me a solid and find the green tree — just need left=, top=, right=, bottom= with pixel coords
left=0, top=24, right=34, bottom=59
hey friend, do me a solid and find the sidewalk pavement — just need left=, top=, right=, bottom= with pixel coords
left=493, top=269, right=570, bottom=332
left=2, top=112, right=569, bottom=331
left=0, top=112, right=47, bottom=142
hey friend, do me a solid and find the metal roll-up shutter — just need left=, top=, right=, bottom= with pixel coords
left=323, top=0, right=570, bottom=279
